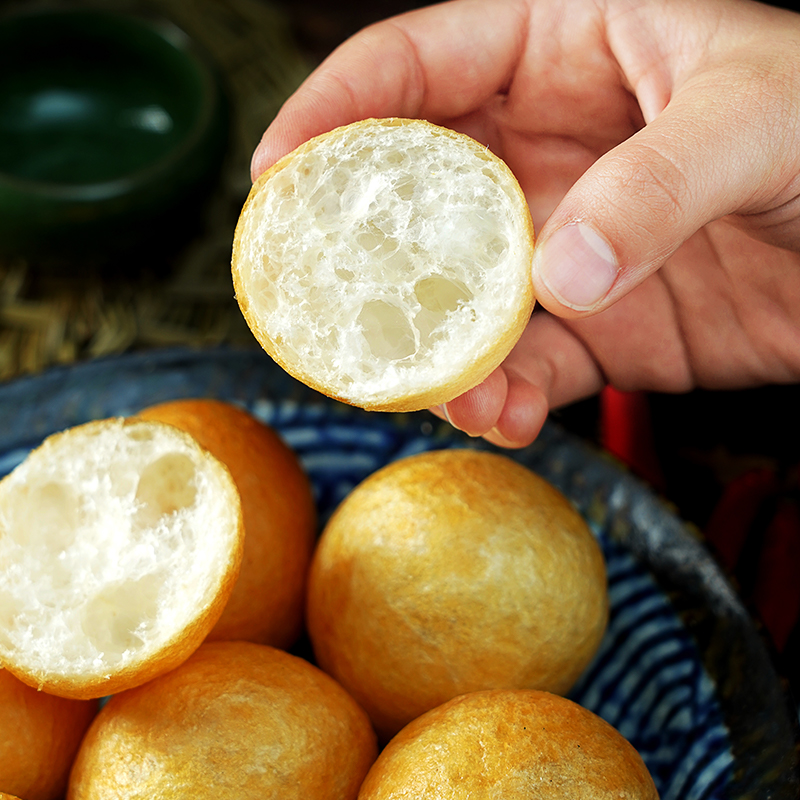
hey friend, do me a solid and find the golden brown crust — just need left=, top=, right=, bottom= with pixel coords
left=0, top=669, right=99, bottom=800
left=137, top=398, right=317, bottom=648
left=358, top=690, right=659, bottom=799
left=307, top=449, right=608, bottom=742
left=68, top=641, right=378, bottom=800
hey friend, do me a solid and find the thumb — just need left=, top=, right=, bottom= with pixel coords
left=530, top=66, right=796, bottom=316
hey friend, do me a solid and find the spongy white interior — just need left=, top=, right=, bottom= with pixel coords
left=0, top=420, right=238, bottom=682
left=236, top=119, right=531, bottom=404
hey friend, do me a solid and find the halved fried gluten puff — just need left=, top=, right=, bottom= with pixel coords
left=0, top=418, right=243, bottom=699
left=233, top=117, right=535, bottom=412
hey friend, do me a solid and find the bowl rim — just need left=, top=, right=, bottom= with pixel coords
left=0, top=5, right=227, bottom=202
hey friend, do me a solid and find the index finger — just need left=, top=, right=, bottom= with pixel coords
left=250, top=0, right=528, bottom=179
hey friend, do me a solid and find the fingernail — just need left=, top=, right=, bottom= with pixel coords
left=533, top=222, right=618, bottom=310
left=440, top=402, right=455, bottom=427
left=440, top=402, right=464, bottom=433
left=488, top=427, right=518, bottom=447
left=440, top=403, right=480, bottom=437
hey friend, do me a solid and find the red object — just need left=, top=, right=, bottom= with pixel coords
left=704, top=468, right=780, bottom=573
left=600, top=387, right=664, bottom=490
left=704, top=465, right=800, bottom=655
left=752, top=494, right=800, bottom=652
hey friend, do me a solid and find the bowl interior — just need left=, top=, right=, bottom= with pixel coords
left=0, top=9, right=213, bottom=188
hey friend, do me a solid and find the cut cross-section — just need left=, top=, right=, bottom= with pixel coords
left=232, top=117, right=535, bottom=412
left=0, top=417, right=243, bottom=699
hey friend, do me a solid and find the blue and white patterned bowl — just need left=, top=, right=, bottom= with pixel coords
left=0, top=346, right=797, bottom=799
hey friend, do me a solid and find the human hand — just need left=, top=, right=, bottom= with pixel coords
left=251, top=0, right=800, bottom=447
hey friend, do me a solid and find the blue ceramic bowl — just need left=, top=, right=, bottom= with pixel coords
left=0, top=7, right=230, bottom=262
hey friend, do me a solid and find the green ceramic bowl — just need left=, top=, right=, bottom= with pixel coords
left=0, top=7, right=229, bottom=263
